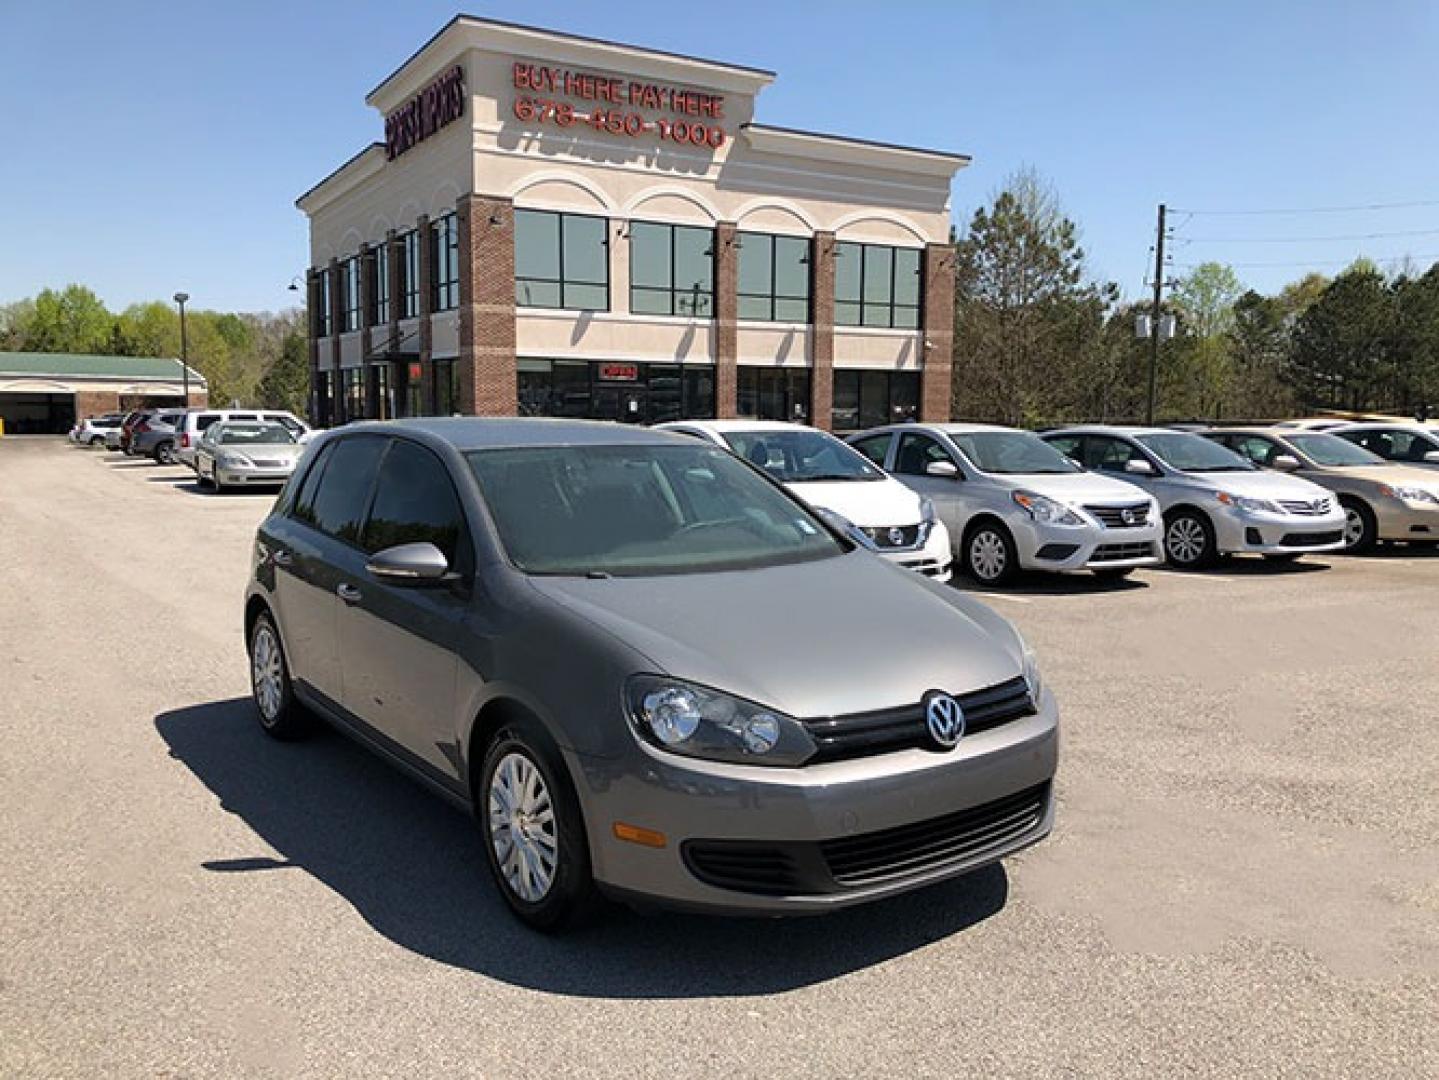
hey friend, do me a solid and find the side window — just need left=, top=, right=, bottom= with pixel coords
left=850, top=433, right=893, bottom=468
left=229, top=413, right=259, bottom=421
left=362, top=440, right=469, bottom=569
left=1232, top=437, right=1277, bottom=466
left=195, top=413, right=222, bottom=432
left=1046, top=435, right=1083, bottom=464
left=893, top=433, right=955, bottom=476
left=290, top=443, right=334, bottom=525
left=307, top=436, right=386, bottom=545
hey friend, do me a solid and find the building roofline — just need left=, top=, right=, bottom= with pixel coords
left=366, top=14, right=777, bottom=106
left=295, top=142, right=386, bottom=210
left=742, top=122, right=971, bottom=165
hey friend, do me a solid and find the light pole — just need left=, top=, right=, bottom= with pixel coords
left=173, top=292, right=190, bottom=406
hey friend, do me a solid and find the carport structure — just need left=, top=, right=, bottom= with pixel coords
left=0, top=352, right=206, bottom=434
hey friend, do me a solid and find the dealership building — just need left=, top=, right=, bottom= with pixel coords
left=297, top=16, right=967, bottom=430
left=0, top=352, right=205, bottom=434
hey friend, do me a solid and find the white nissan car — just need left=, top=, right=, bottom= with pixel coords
left=848, top=423, right=1163, bottom=585
left=656, top=420, right=953, bottom=580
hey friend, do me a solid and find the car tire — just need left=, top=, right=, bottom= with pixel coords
left=961, top=520, right=1020, bottom=586
left=88, top=436, right=103, bottom=447
left=156, top=441, right=175, bottom=465
left=1163, top=509, right=1218, bottom=569
left=480, top=721, right=600, bottom=932
left=248, top=611, right=312, bottom=741
left=1339, top=497, right=1377, bottom=553
left=1092, top=567, right=1134, bottom=580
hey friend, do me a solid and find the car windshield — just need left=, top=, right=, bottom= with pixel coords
left=950, top=431, right=1080, bottom=475
left=720, top=429, right=883, bottom=482
left=1288, top=433, right=1384, bottom=467
left=217, top=423, right=296, bottom=446
left=1135, top=432, right=1255, bottom=472
left=467, top=444, right=846, bottom=576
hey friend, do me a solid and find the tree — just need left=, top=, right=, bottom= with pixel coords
left=16, top=285, right=114, bottom=353
left=1290, top=264, right=1393, bottom=411
left=951, top=168, right=1114, bottom=425
left=1165, top=262, right=1244, bottom=418
left=1227, top=291, right=1294, bottom=417
left=1390, top=265, right=1439, bottom=414
left=256, top=327, right=310, bottom=413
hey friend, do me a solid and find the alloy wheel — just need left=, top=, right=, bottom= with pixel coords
left=251, top=624, right=284, bottom=723
left=1343, top=507, right=1365, bottom=548
left=487, top=752, right=559, bottom=903
left=1166, top=517, right=1208, bottom=564
left=969, top=530, right=1007, bottom=581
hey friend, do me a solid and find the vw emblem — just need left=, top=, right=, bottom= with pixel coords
left=887, top=526, right=906, bottom=546
left=1121, top=507, right=1139, bottom=525
left=924, top=692, right=965, bottom=749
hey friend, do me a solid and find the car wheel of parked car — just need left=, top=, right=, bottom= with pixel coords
left=88, top=436, right=103, bottom=447
left=1164, top=510, right=1218, bottom=569
left=1339, top=497, right=1377, bottom=552
left=962, top=521, right=1019, bottom=586
left=248, top=612, right=311, bottom=741
left=480, top=722, right=599, bottom=931
left=155, top=441, right=175, bottom=465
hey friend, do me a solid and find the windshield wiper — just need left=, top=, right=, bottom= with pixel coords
left=799, top=473, right=875, bottom=482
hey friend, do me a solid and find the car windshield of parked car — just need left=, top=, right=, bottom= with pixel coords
left=950, top=432, right=1080, bottom=475
left=720, top=429, right=883, bottom=482
left=1287, top=433, right=1384, bottom=467
left=216, top=423, right=297, bottom=446
left=1135, top=432, right=1255, bottom=472
left=467, top=443, right=845, bottom=576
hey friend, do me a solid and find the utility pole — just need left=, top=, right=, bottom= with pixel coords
left=173, top=292, right=190, bottom=406
left=1145, top=203, right=1166, bottom=426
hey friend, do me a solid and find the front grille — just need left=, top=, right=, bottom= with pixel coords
left=250, top=459, right=288, bottom=468
left=1091, top=541, right=1155, bottom=562
left=803, top=676, right=1034, bottom=763
left=1279, top=498, right=1333, bottom=516
left=683, top=782, right=1052, bottom=896
left=1084, top=502, right=1151, bottom=528
left=1279, top=530, right=1343, bottom=547
left=860, top=523, right=922, bottom=550
left=820, top=782, right=1051, bottom=888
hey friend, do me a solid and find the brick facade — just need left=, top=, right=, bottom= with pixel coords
left=714, top=221, right=739, bottom=418
left=921, top=242, right=955, bottom=423
left=457, top=194, right=518, bottom=416
left=809, top=231, right=836, bottom=431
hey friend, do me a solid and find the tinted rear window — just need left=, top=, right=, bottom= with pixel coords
left=298, top=436, right=385, bottom=545
left=195, top=414, right=222, bottom=431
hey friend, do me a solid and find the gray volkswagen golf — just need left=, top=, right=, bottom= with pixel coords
left=244, top=419, right=1058, bottom=930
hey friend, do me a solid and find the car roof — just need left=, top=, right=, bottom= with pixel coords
left=336, top=417, right=686, bottom=450
left=1041, top=424, right=1173, bottom=437
left=658, top=419, right=817, bottom=434
left=1328, top=421, right=1432, bottom=433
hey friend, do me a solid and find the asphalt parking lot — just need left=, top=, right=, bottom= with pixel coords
left=1, top=436, right=1435, bottom=1078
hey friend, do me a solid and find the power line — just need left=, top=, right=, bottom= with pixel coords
left=1170, top=198, right=1439, bottom=216
left=1173, top=252, right=1439, bottom=270
left=1179, top=227, right=1439, bottom=245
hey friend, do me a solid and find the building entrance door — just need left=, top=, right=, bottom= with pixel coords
left=592, top=385, right=648, bottom=424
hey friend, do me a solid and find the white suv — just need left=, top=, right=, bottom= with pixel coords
left=656, top=420, right=953, bottom=580
left=174, top=409, right=310, bottom=469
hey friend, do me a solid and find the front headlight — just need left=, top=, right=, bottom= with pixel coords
left=919, top=496, right=936, bottom=523
left=1380, top=484, right=1439, bottom=505
left=218, top=452, right=252, bottom=468
left=625, top=676, right=817, bottom=767
left=1012, top=490, right=1084, bottom=527
left=1217, top=492, right=1280, bottom=514
left=1021, top=641, right=1044, bottom=707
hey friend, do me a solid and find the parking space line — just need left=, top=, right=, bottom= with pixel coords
left=981, top=593, right=1033, bottom=604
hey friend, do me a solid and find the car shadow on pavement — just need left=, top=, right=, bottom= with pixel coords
left=156, top=699, right=1009, bottom=998
left=1153, top=556, right=1332, bottom=577
left=958, top=573, right=1149, bottom=597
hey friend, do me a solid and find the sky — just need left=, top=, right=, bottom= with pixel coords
left=3, top=1, right=1438, bottom=314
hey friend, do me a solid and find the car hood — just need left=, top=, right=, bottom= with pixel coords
left=526, top=554, right=1023, bottom=718
left=991, top=471, right=1152, bottom=506
left=784, top=477, right=922, bottom=527
left=1309, top=463, right=1437, bottom=488
left=1180, top=469, right=1329, bottom=500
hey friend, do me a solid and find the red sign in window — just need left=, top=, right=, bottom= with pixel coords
left=408, top=362, right=423, bottom=380
left=599, top=363, right=639, bottom=382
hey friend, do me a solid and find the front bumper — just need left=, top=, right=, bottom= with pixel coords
left=216, top=467, right=294, bottom=487
left=1375, top=498, right=1439, bottom=542
left=571, top=688, right=1059, bottom=914
left=1212, top=506, right=1348, bottom=554
left=1013, top=518, right=1164, bottom=572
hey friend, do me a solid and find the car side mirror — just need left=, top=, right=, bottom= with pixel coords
left=925, top=460, right=960, bottom=478
left=366, top=542, right=453, bottom=584
left=813, top=508, right=878, bottom=551
left=1272, top=454, right=1302, bottom=472
left=1124, top=458, right=1158, bottom=477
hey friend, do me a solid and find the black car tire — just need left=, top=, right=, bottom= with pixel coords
left=961, top=520, right=1021, bottom=586
left=156, top=441, right=175, bottom=465
left=1339, top=497, right=1378, bottom=553
left=1163, top=509, right=1218, bottom=569
left=248, top=611, right=312, bottom=741
left=480, top=721, right=600, bottom=932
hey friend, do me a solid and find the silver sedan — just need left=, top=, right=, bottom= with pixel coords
left=195, top=421, right=304, bottom=493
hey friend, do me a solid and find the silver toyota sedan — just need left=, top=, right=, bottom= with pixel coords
left=244, top=419, right=1058, bottom=930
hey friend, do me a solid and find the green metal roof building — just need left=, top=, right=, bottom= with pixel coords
left=0, top=351, right=207, bottom=434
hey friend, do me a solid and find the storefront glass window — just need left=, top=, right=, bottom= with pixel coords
left=433, top=359, right=462, bottom=415
left=630, top=222, right=714, bottom=317
left=737, top=232, right=810, bottom=322
left=515, top=209, right=609, bottom=310
left=342, top=257, right=362, bottom=332
left=314, top=270, right=331, bottom=337
left=432, top=214, right=460, bottom=312
left=343, top=368, right=366, bottom=422
left=834, top=242, right=922, bottom=329
left=737, top=368, right=811, bottom=422
left=400, top=231, right=420, bottom=319
left=516, top=360, right=714, bottom=423
left=370, top=243, right=390, bottom=326
left=831, top=370, right=921, bottom=430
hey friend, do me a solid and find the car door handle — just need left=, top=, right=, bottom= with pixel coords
left=270, top=549, right=293, bottom=567
left=337, top=583, right=363, bottom=604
